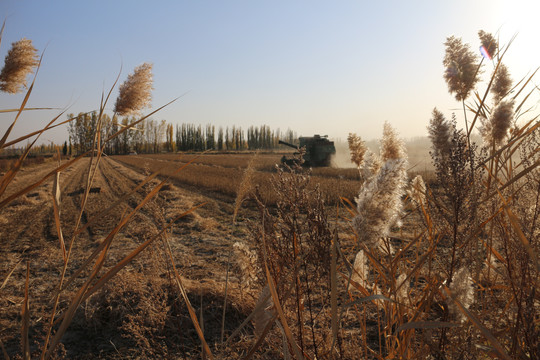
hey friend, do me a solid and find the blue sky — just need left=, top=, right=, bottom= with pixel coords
left=1, top=0, right=539, bottom=144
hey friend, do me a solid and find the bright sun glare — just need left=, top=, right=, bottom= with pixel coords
left=498, top=0, right=540, bottom=75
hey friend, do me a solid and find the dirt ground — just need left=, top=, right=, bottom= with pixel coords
left=0, top=156, right=264, bottom=358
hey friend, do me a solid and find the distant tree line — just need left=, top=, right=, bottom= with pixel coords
left=67, top=112, right=297, bottom=155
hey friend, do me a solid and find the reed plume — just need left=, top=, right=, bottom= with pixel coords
left=491, top=63, right=512, bottom=103
left=478, top=30, right=498, bottom=60
left=407, top=174, right=426, bottom=205
left=481, top=100, right=514, bottom=145
left=347, top=133, right=367, bottom=168
left=443, top=36, right=479, bottom=101
left=0, top=38, right=39, bottom=93
left=353, top=158, right=407, bottom=247
left=361, top=151, right=381, bottom=180
left=351, top=249, right=368, bottom=289
left=447, top=267, right=474, bottom=322
left=353, top=124, right=408, bottom=246
left=395, top=272, right=409, bottom=304
left=232, top=241, right=260, bottom=292
left=380, top=121, right=406, bottom=161
left=427, top=108, right=452, bottom=159
left=114, top=62, right=153, bottom=116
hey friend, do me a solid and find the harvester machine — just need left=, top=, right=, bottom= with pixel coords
left=278, top=134, right=335, bottom=167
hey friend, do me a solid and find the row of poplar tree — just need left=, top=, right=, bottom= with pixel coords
left=67, top=112, right=297, bottom=155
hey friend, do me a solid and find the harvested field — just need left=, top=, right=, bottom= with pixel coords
left=114, top=153, right=363, bottom=205
left=0, top=156, right=269, bottom=358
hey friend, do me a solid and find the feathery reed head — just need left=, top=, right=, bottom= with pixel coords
left=407, top=174, right=426, bottom=204
left=481, top=99, right=514, bottom=145
left=428, top=108, right=452, bottom=158
left=351, top=249, right=368, bottom=289
left=347, top=133, right=368, bottom=168
left=359, top=151, right=381, bottom=180
left=353, top=158, right=408, bottom=247
left=448, top=267, right=475, bottom=322
left=114, top=62, right=153, bottom=116
left=380, top=122, right=406, bottom=161
left=396, top=272, right=409, bottom=303
left=478, top=30, right=498, bottom=60
left=0, top=38, right=39, bottom=94
left=443, top=36, right=479, bottom=101
left=491, top=63, right=512, bottom=103
left=232, top=241, right=260, bottom=291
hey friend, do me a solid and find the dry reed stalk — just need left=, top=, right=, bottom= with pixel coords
left=224, top=287, right=272, bottom=346
left=21, top=262, right=30, bottom=360
left=40, top=68, right=183, bottom=360
left=440, top=285, right=512, bottom=360
left=0, top=23, right=188, bottom=359
left=220, top=249, right=231, bottom=344
left=0, top=20, right=5, bottom=49
left=330, top=232, right=338, bottom=356
left=252, top=285, right=273, bottom=337
left=0, top=259, right=21, bottom=291
left=200, top=290, right=205, bottom=360
left=163, top=232, right=214, bottom=359
left=43, top=77, right=123, bottom=357
left=45, top=200, right=204, bottom=359
left=263, top=259, right=303, bottom=360
left=51, top=170, right=66, bottom=262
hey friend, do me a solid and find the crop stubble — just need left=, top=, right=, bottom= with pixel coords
left=0, top=156, right=259, bottom=356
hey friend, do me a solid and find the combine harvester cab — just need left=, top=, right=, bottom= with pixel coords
left=279, top=134, right=336, bottom=167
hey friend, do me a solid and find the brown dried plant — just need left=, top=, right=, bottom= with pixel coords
left=491, top=63, right=512, bottom=102
left=250, top=164, right=334, bottom=358
left=380, top=121, right=406, bottom=161
left=443, top=35, right=480, bottom=102
left=353, top=123, right=408, bottom=247
left=347, top=132, right=367, bottom=169
left=114, top=62, right=153, bottom=116
left=0, top=25, right=203, bottom=359
left=478, top=30, right=498, bottom=60
left=421, top=31, right=539, bottom=359
left=481, top=99, right=515, bottom=145
left=232, top=241, right=261, bottom=297
left=0, top=38, right=39, bottom=94
left=427, top=108, right=452, bottom=159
